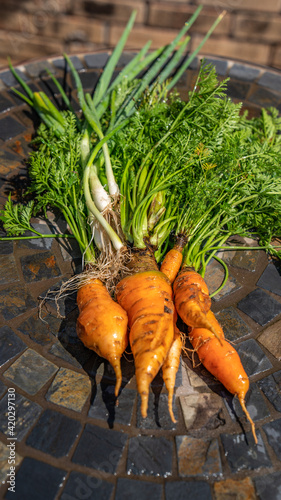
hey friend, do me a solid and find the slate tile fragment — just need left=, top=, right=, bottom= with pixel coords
left=236, top=339, right=273, bottom=376
left=258, top=71, right=281, bottom=92
left=70, top=69, right=99, bottom=91
left=0, top=92, right=14, bottom=113
left=237, top=288, right=281, bottom=326
left=20, top=251, right=61, bottom=282
left=220, top=431, right=271, bottom=472
left=89, top=383, right=135, bottom=425
left=0, top=115, right=26, bottom=141
left=175, top=435, right=222, bottom=478
left=253, top=471, right=281, bottom=500
left=226, top=80, right=251, bottom=100
left=53, top=55, right=84, bottom=71
left=46, top=367, right=91, bottom=412
left=136, top=392, right=177, bottom=430
left=204, top=259, right=241, bottom=301
left=3, top=349, right=58, bottom=395
left=223, top=383, right=270, bottom=423
left=4, top=457, right=66, bottom=500
left=257, top=320, right=281, bottom=361
left=115, top=477, right=163, bottom=500
left=26, top=408, right=81, bottom=458
left=0, top=441, right=22, bottom=485
left=223, top=248, right=260, bottom=272
left=17, top=312, right=60, bottom=345
left=248, top=87, right=280, bottom=108
left=229, top=63, right=260, bottom=82
left=258, top=371, right=281, bottom=412
left=49, top=341, right=82, bottom=368
left=0, top=392, right=42, bottom=440
left=213, top=477, right=256, bottom=500
left=257, top=262, right=281, bottom=296
left=127, top=435, right=173, bottom=477
left=72, top=424, right=127, bottom=473
left=84, top=52, right=109, bottom=68
left=165, top=480, right=212, bottom=500
left=0, top=326, right=27, bottom=367
left=262, top=418, right=281, bottom=460
left=16, top=223, right=55, bottom=250
left=0, top=254, right=19, bottom=284
left=0, top=237, right=13, bottom=255
left=215, top=307, right=252, bottom=342
left=180, top=393, right=225, bottom=434
left=0, top=284, right=37, bottom=320
left=0, top=68, right=28, bottom=87
left=61, top=471, right=114, bottom=500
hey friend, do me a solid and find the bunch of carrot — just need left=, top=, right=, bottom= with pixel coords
left=2, top=7, right=281, bottom=445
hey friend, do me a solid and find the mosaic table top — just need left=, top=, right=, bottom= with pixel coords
left=0, top=53, right=281, bottom=500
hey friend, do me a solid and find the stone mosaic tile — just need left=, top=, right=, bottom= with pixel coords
left=40, top=279, right=77, bottom=317
left=253, top=471, right=281, bottom=500
left=127, top=435, right=173, bottom=477
left=262, top=418, right=281, bottom=460
left=72, top=423, right=127, bottom=473
left=0, top=284, right=37, bottom=320
left=204, top=58, right=228, bottom=75
left=46, top=367, right=91, bottom=412
left=89, top=383, right=135, bottom=426
left=53, top=55, right=84, bottom=71
left=0, top=326, right=27, bottom=367
left=0, top=440, right=22, bottom=486
left=16, top=223, right=55, bottom=250
left=24, top=61, right=54, bottom=78
left=226, top=80, right=251, bottom=100
left=0, top=254, right=19, bottom=284
left=0, top=237, right=13, bottom=255
left=220, top=431, right=271, bottom=472
left=61, top=471, right=114, bottom=500
left=257, top=262, right=281, bottom=296
left=229, top=64, right=260, bottom=82
left=258, top=71, right=281, bottom=92
left=222, top=382, right=270, bottom=423
left=9, top=133, right=34, bottom=157
left=213, top=477, right=256, bottom=500
left=117, top=52, right=137, bottom=68
left=215, top=307, right=252, bottom=341
left=115, top=477, right=163, bottom=500
left=0, top=93, right=14, bottom=113
left=238, top=288, right=281, bottom=326
left=17, top=312, right=60, bottom=346
left=20, top=251, right=61, bottom=282
left=26, top=408, right=81, bottom=458
left=248, top=87, right=280, bottom=108
left=0, top=69, right=28, bottom=87
left=236, top=339, right=273, bottom=376
left=165, top=480, right=212, bottom=500
left=0, top=146, right=22, bottom=170
left=257, top=320, right=281, bottom=361
left=180, top=393, right=225, bottom=434
left=204, top=259, right=241, bottom=302
left=70, top=70, right=99, bottom=91
left=0, top=392, right=42, bottom=440
left=49, top=341, right=82, bottom=368
left=222, top=248, right=260, bottom=272
left=0, top=116, right=26, bottom=141
left=4, top=456, right=66, bottom=500
left=136, top=393, right=177, bottom=431
left=3, top=348, right=58, bottom=395
left=258, top=371, right=281, bottom=412
left=84, top=52, right=109, bottom=69
left=176, top=436, right=222, bottom=478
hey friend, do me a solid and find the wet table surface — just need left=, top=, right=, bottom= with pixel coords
left=0, top=54, right=281, bottom=500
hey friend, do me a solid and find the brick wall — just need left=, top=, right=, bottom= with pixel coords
left=0, top=0, right=281, bottom=71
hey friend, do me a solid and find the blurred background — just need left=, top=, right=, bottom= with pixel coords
left=0, top=0, right=281, bottom=71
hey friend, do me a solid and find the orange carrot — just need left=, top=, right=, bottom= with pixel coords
left=162, top=317, right=182, bottom=423
left=160, top=236, right=186, bottom=284
left=76, top=279, right=128, bottom=397
left=189, top=325, right=257, bottom=443
left=116, top=270, right=174, bottom=418
left=173, top=266, right=221, bottom=341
